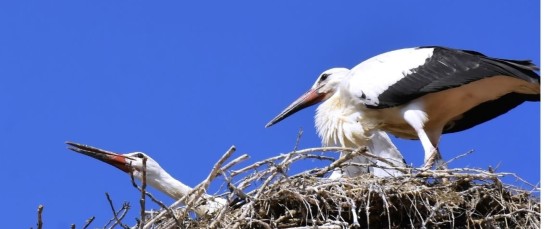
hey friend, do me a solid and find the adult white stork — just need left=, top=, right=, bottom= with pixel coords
left=66, top=142, right=227, bottom=217
left=266, top=46, right=540, bottom=169
left=266, top=68, right=407, bottom=178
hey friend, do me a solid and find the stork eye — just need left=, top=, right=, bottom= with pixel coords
left=136, top=153, right=144, bottom=158
left=320, top=73, right=330, bottom=81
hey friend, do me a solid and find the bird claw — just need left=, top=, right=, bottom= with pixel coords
left=421, top=148, right=445, bottom=170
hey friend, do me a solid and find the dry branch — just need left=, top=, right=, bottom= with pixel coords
left=104, top=193, right=130, bottom=229
left=37, top=205, right=43, bottom=229
left=140, top=157, right=148, bottom=228
left=82, top=216, right=95, bottom=229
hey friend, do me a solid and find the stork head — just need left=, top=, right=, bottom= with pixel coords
left=66, top=142, right=165, bottom=182
left=265, top=68, right=349, bottom=127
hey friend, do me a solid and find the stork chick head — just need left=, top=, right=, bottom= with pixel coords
left=265, top=68, right=349, bottom=127
left=66, top=142, right=165, bottom=182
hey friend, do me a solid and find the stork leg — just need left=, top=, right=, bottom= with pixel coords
left=339, top=151, right=370, bottom=178
left=422, top=147, right=442, bottom=170
left=415, top=128, right=444, bottom=170
left=402, top=104, right=446, bottom=169
left=365, top=130, right=407, bottom=176
left=327, top=130, right=407, bottom=179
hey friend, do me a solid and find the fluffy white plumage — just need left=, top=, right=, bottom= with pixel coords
left=313, top=69, right=406, bottom=177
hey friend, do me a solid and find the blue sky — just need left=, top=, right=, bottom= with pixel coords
left=0, top=1, right=540, bottom=228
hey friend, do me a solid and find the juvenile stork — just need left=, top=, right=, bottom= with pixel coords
left=66, top=142, right=227, bottom=217
left=266, top=46, right=540, bottom=169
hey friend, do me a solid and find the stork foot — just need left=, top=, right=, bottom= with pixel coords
left=421, top=148, right=445, bottom=170
left=421, top=154, right=437, bottom=170
left=421, top=149, right=452, bottom=183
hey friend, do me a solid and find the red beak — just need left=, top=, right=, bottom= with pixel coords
left=66, top=142, right=132, bottom=173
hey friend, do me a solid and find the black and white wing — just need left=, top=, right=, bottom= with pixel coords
left=346, top=46, right=539, bottom=109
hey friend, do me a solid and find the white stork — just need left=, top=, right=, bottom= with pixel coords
left=66, top=142, right=227, bottom=217
left=266, top=69, right=407, bottom=178
left=266, top=46, right=540, bottom=169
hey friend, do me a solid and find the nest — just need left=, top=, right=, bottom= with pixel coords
left=37, top=146, right=540, bottom=229
left=140, top=147, right=540, bottom=229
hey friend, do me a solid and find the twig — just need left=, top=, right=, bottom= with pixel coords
left=37, top=205, right=43, bottom=229
left=293, top=128, right=303, bottom=152
left=247, top=218, right=272, bottom=228
left=139, top=157, right=148, bottom=228
left=209, top=173, right=249, bottom=228
left=313, top=147, right=368, bottom=176
left=104, top=193, right=130, bottom=229
left=230, top=147, right=350, bottom=176
left=178, top=145, right=236, bottom=218
left=231, top=146, right=409, bottom=178
left=82, top=216, right=95, bottom=229
left=471, top=209, right=541, bottom=224
left=365, top=184, right=372, bottom=228
left=121, top=203, right=132, bottom=220
left=286, top=226, right=342, bottom=229
left=221, top=154, right=250, bottom=172
left=422, top=201, right=443, bottom=227
left=108, top=203, right=131, bottom=229
left=446, top=150, right=474, bottom=165
left=349, top=199, right=360, bottom=228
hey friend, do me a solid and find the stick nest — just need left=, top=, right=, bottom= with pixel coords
left=142, top=146, right=539, bottom=229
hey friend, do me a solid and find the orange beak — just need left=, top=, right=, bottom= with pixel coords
left=265, top=88, right=327, bottom=127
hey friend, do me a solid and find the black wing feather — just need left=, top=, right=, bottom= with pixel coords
left=443, top=93, right=539, bottom=133
left=371, top=46, right=540, bottom=109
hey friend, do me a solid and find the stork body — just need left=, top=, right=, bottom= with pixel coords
left=267, top=46, right=540, bottom=169
left=67, top=142, right=226, bottom=217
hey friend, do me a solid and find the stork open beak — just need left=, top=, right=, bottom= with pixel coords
left=66, top=142, right=132, bottom=173
left=265, top=88, right=326, bottom=127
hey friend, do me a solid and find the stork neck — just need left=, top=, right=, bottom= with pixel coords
left=148, top=172, right=195, bottom=201
left=142, top=169, right=227, bottom=217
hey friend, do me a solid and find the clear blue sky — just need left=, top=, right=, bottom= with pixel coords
left=0, top=1, right=540, bottom=228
